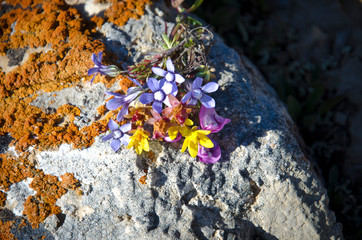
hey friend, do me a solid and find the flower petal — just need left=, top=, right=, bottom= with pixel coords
left=88, top=67, right=98, bottom=76
left=185, top=118, right=194, bottom=126
left=163, top=95, right=171, bottom=107
left=108, top=119, right=119, bottom=131
left=171, top=82, right=178, bottom=96
left=162, top=81, right=174, bottom=95
left=139, top=93, right=154, bottom=104
left=168, top=126, right=179, bottom=140
left=105, top=91, right=123, bottom=97
left=151, top=109, right=162, bottom=121
left=175, top=74, right=185, bottom=83
left=90, top=74, right=96, bottom=84
left=181, top=138, right=189, bottom=153
left=164, top=132, right=182, bottom=142
left=152, top=67, right=167, bottom=77
left=199, top=105, right=231, bottom=133
left=147, top=78, right=160, bottom=92
left=188, top=97, right=198, bottom=106
left=117, top=104, right=129, bottom=122
left=196, top=129, right=211, bottom=135
left=181, top=92, right=192, bottom=104
left=165, top=72, right=175, bottom=82
left=152, top=101, right=163, bottom=113
left=110, top=139, right=121, bottom=152
left=127, top=76, right=142, bottom=87
left=102, top=133, right=113, bottom=141
left=120, top=122, right=132, bottom=133
left=201, top=82, right=219, bottom=93
left=97, top=52, right=103, bottom=63
left=192, top=77, right=203, bottom=89
left=91, top=53, right=98, bottom=65
left=142, top=138, right=150, bottom=152
left=199, top=135, right=214, bottom=148
left=124, top=91, right=140, bottom=103
left=106, top=98, right=124, bottom=110
left=200, top=94, right=215, bottom=108
left=121, top=134, right=130, bottom=146
left=189, top=141, right=198, bottom=158
left=168, top=94, right=180, bottom=107
left=166, top=59, right=175, bottom=72
left=198, top=140, right=221, bottom=164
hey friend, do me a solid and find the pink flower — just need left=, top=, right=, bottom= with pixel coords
left=163, top=94, right=193, bottom=125
left=198, top=139, right=221, bottom=164
left=199, top=105, right=230, bottom=133
left=197, top=105, right=230, bottom=163
left=146, top=109, right=170, bottom=140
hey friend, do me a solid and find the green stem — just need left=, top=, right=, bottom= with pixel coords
left=186, top=0, right=203, bottom=13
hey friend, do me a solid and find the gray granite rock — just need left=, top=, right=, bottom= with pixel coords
left=4, top=2, right=343, bottom=240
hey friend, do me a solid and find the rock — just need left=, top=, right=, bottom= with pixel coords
left=0, top=1, right=342, bottom=240
left=4, top=178, right=36, bottom=216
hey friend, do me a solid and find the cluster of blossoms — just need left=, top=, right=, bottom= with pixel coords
left=89, top=53, right=230, bottom=164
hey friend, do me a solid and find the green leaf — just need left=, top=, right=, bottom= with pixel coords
left=161, top=33, right=172, bottom=49
left=186, top=16, right=202, bottom=27
left=160, top=43, right=168, bottom=50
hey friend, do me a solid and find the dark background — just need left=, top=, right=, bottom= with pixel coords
left=193, top=0, right=362, bottom=239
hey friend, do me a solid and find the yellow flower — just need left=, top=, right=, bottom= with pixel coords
left=168, top=118, right=193, bottom=140
left=168, top=119, right=214, bottom=158
left=127, top=127, right=150, bottom=155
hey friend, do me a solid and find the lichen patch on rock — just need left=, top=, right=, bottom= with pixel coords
left=0, top=0, right=151, bottom=231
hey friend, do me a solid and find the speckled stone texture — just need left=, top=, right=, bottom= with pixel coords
left=2, top=1, right=342, bottom=240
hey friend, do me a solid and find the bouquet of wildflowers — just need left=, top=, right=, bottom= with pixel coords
left=88, top=7, right=230, bottom=164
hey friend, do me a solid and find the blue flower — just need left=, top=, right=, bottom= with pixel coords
left=139, top=78, right=176, bottom=113
left=88, top=52, right=120, bottom=84
left=102, top=119, right=132, bottom=152
left=106, top=86, right=143, bottom=121
left=152, top=59, right=184, bottom=94
left=181, top=77, right=218, bottom=108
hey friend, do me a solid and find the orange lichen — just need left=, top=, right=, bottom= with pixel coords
left=60, top=173, right=80, bottom=190
left=23, top=172, right=81, bottom=228
left=0, top=191, right=7, bottom=207
left=0, top=220, right=15, bottom=240
left=0, top=0, right=151, bottom=230
left=0, top=151, right=82, bottom=228
left=105, top=0, right=152, bottom=28
left=0, top=152, right=40, bottom=191
left=97, top=104, right=108, bottom=116
left=18, top=219, right=27, bottom=228
left=118, top=74, right=136, bottom=92
left=139, top=174, right=147, bottom=184
left=91, top=15, right=105, bottom=32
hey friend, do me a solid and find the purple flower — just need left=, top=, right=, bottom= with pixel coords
left=181, top=77, right=218, bottom=108
left=152, top=59, right=184, bottom=93
left=102, top=119, right=132, bottom=152
left=88, top=52, right=120, bottom=84
left=139, top=78, right=176, bottom=113
left=199, top=105, right=231, bottom=133
left=106, top=86, right=143, bottom=121
left=198, top=139, right=221, bottom=164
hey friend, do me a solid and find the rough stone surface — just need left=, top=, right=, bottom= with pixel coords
left=31, top=82, right=118, bottom=128
left=2, top=2, right=343, bottom=240
left=5, top=178, right=36, bottom=216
